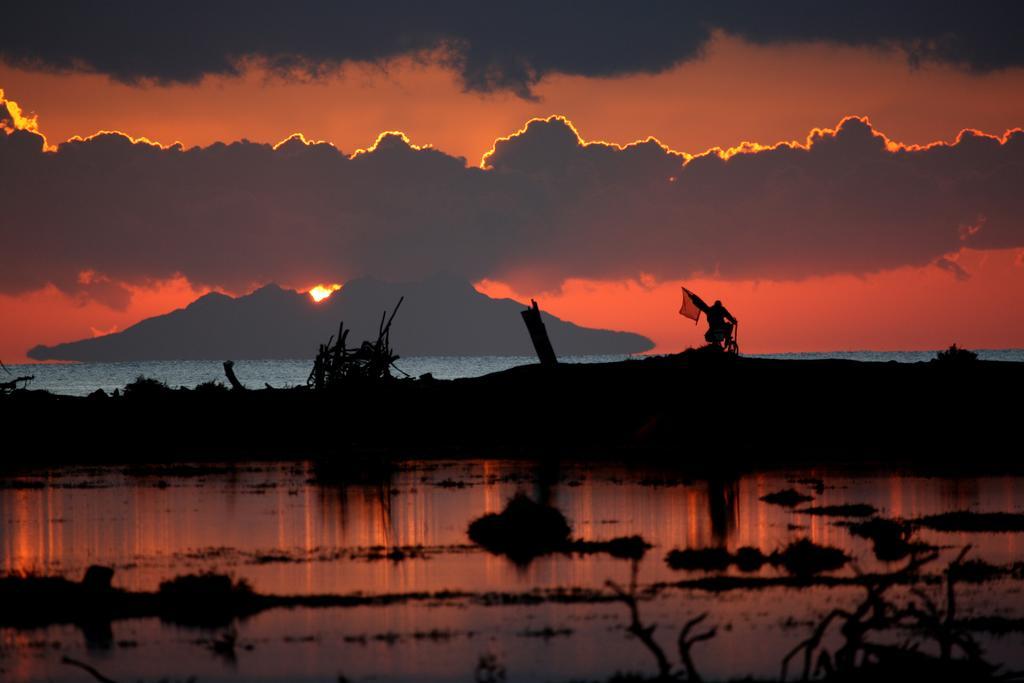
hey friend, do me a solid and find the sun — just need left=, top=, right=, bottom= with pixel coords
left=308, top=283, right=342, bottom=302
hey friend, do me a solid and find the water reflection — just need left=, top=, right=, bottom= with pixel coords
left=1, top=460, right=1023, bottom=682
left=3, top=461, right=1021, bottom=592
left=707, top=477, right=739, bottom=546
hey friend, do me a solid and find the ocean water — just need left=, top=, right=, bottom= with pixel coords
left=2, top=355, right=628, bottom=396
left=5, top=349, right=1022, bottom=396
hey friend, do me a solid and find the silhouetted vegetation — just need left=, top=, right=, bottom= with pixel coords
left=157, top=573, right=258, bottom=627
left=607, top=559, right=716, bottom=682
left=5, top=350, right=1022, bottom=462
left=949, top=558, right=1024, bottom=583
left=122, top=375, right=171, bottom=398
left=193, top=379, right=230, bottom=394
left=934, top=343, right=978, bottom=363
left=468, top=493, right=571, bottom=563
left=605, top=547, right=1019, bottom=682
left=773, top=539, right=849, bottom=577
left=4, top=541, right=1024, bottom=682
left=914, top=510, right=1024, bottom=532
left=665, top=540, right=849, bottom=576
left=734, top=546, right=769, bottom=572
left=845, top=517, right=927, bottom=562
left=569, top=535, right=652, bottom=560
left=761, top=488, right=814, bottom=507
left=664, top=547, right=734, bottom=572
left=0, top=567, right=254, bottom=630
left=468, top=493, right=650, bottom=563
left=779, top=547, right=1017, bottom=682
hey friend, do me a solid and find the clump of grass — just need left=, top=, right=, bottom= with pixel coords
left=847, top=517, right=913, bottom=561
left=914, top=511, right=1024, bottom=532
left=193, top=379, right=229, bottom=394
left=771, top=539, right=849, bottom=577
left=734, top=546, right=769, bottom=572
left=468, top=493, right=571, bottom=564
left=934, top=344, right=978, bottom=363
left=467, top=494, right=652, bottom=563
left=845, top=516, right=936, bottom=562
left=666, top=547, right=734, bottom=571
left=569, top=535, right=651, bottom=560
left=0, top=573, right=82, bottom=616
left=159, top=572, right=252, bottom=599
left=950, top=559, right=1020, bottom=583
left=665, top=540, right=848, bottom=576
left=158, top=572, right=257, bottom=627
left=123, top=375, right=171, bottom=398
left=760, top=488, right=814, bottom=507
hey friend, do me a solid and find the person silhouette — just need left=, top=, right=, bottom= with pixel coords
left=704, top=300, right=737, bottom=347
left=680, top=288, right=739, bottom=351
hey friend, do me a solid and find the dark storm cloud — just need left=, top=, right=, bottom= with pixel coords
left=1, top=1, right=1023, bottom=96
left=2, top=109, right=1022, bottom=302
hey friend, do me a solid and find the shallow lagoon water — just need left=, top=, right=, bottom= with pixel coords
left=2, top=460, right=1023, bottom=682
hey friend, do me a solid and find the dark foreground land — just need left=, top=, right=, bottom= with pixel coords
left=4, top=351, right=1020, bottom=467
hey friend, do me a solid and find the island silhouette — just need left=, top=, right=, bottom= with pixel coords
left=27, top=274, right=654, bottom=362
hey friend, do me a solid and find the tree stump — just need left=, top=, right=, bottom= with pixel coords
left=521, top=300, right=558, bottom=367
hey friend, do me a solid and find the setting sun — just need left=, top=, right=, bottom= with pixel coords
left=308, top=283, right=341, bottom=302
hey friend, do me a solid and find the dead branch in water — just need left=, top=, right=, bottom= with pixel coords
left=607, top=558, right=714, bottom=681
left=62, top=656, right=120, bottom=683
left=678, top=613, right=717, bottom=683
left=780, top=545, right=1020, bottom=682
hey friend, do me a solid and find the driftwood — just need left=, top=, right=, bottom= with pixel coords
left=1, top=359, right=33, bottom=395
left=521, top=299, right=557, bottom=366
left=0, top=375, right=33, bottom=395
left=222, top=361, right=246, bottom=391
left=308, top=297, right=406, bottom=389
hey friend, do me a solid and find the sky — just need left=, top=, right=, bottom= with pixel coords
left=2, top=2, right=1023, bottom=361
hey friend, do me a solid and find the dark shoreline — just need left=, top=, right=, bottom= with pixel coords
left=4, top=559, right=1021, bottom=632
left=3, top=351, right=1021, bottom=468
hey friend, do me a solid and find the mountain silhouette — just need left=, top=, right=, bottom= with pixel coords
left=27, top=275, right=654, bottom=361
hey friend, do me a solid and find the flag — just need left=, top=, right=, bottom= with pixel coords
left=679, top=287, right=707, bottom=324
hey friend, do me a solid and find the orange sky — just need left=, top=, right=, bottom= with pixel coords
left=5, top=34, right=1024, bottom=164
left=2, top=34, right=1023, bottom=362
left=3, top=248, right=1021, bottom=363
left=480, top=247, right=1024, bottom=354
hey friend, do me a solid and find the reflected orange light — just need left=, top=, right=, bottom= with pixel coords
left=349, top=130, right=430, bottom=157
left=6, top=84, right=1023, bottom=177
left=480, top=112, right=1024, bottom=172
left=479, top=113, right=684, bottom=169
left=0, top=87, right=54, bottom=151
left=308, top=283, right=342, bottom=302
left=271, top=131, right=333, bottom=151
